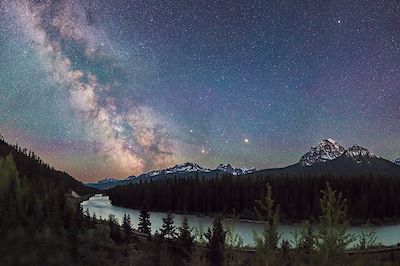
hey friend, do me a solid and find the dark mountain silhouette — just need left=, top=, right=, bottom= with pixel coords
left=0, top=136, right=95, bottom=195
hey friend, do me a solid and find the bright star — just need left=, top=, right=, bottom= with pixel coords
left=244, top=138, right=249, bottom=143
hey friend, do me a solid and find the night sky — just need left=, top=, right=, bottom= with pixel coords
left=1, top=0, right=400, bottom=182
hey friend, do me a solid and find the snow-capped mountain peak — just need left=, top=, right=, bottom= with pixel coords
left=165, top=162, right=211, bottom=173
left=344, top=145, right=375, bottom=161
left=299, top=138, right=346, bottom=166
left=97, top=177, right=119, bottom=184
left=139, top=162, right=211, bottom=178
left=217, top=163, right=234, bottom=172
left=124, top=175, right=137, bottom=181
left=394, top=158, right=400, bottom=166
left=216, top=164, right=257, bottom=175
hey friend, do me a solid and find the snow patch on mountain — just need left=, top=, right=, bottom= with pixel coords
left=394, top=158, right=400, bottom=166
left=344, top=145, right=375, bottom=157
left=299, top=138, right=346, bottom=166
left=124, top=175, right=137, bottom=181
left=166, top=162, right=211, bottom=173
left=138, top=162, right=211, bottom=178
left=217, top=164, right=256, bottom=175
left=98, top=177, right=119, bottom=184
left=343, top=145, right=375, bottom=163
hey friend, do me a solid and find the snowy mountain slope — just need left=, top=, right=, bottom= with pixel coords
left=299, top=138, right=346, bottom=166
left=85, top=162, right=256, bottom=190
left=86, top=141, right=400, bottom=190
left=343, top=145, right=376, bottom=163
left=98, top=177, right=119, bottom=184
left=216, top=164, right=256, bottom=175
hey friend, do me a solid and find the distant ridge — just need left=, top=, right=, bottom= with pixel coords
left=86, top=139, right=400, bottom=190
left=86, top=162, right=256, bottom=190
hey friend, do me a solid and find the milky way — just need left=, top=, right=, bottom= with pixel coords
left=0, top=0, right=400, bottom=181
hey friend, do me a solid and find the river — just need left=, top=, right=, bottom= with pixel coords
left=82, top=194, right=400, bottom=248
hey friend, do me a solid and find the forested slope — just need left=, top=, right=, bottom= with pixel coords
left=0, top=135, right=94, bottom=195
left=108, top=173, right=400, bottom=223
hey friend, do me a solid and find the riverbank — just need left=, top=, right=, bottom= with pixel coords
left=108, top=198, right=400, bottom=227
left=83, top=195, right=400, bottom=248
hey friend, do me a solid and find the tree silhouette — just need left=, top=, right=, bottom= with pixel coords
left=205, top=217, right=226, bottom=266
left=160, top=212, right=176, bottom=239
left=122, top=214, right=133, bottom=242
left=176, top=215, right=194, bottom=260
left=138, top=207, right=151, bottom=236
left=253, top=183, right=280, bottom=265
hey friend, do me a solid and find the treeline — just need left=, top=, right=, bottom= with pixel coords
left=0, top=134, right=93, bottom=195
left=0, top=153, right=128, bottom=265
left=0, top=152, right=198, bottom=265
left=1, top=148, right=400, bottom=265
left=0, top=151, right=241, bottom=265
left=0, top=138, right=139, bottom=265
left=108, top=173, right=400, bottom=223
left=107, top=182, right=398, bottom=266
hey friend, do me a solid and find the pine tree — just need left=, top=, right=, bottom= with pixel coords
left=176, top=216, right=194, bottom=260
left=122, top=214, right=133, bottom=242
left=108, top=214, right=122, bottom=243
left=138, top=208, right=151, bottom=236
left=316, top=183, right=355, bottom=265
left=205, top=217, right=226, bottom=266
left=160, top=212, right=176, bottom=239
left=296, top=221, right=315, bottom=253
left=253, top=183, right=280, bottom=265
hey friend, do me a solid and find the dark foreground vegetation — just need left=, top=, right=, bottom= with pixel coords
left=0, top=135, right=94, bottom=196
left=108, top=173, right=400, bottom=223
left=1, top=136, right=400, bottom=265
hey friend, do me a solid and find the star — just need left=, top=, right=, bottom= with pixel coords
left=1, top=0, right=398, bottom=182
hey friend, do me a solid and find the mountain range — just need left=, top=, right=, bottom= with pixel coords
left=259, top=140, right=400, bottom=177
left=86, top=138, right=400, bottom=190
left=86, top=162, right=257, bottom=189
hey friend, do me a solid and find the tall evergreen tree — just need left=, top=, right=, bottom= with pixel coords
left=205, top=217, right=226, bottom=266
left=160, top=212, right=176, bottom=239
left=176, top=216, right=194, bottom=260
left=138, top=208, right=151, bottom=236
left=253, top=183, right=280, bottom=265
left=316, top=183, right=355, bottom=265
left=293, top=220, right=315, bottom=255
left=108, top=214, right=122, bottom=243
left=122, top=214, right=133, bottom=242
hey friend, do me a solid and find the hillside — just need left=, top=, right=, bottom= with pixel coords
left=0, top=136, right=95, bottom=195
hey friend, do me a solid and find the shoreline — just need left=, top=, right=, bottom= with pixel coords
left=90, top=194, right=400, bottom=228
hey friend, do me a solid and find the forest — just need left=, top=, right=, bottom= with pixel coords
left=108, top=173, right=400, bottom=224
left=1, top=136, right=400, bottom=265
left=2, top=150, right=400, bottom=266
